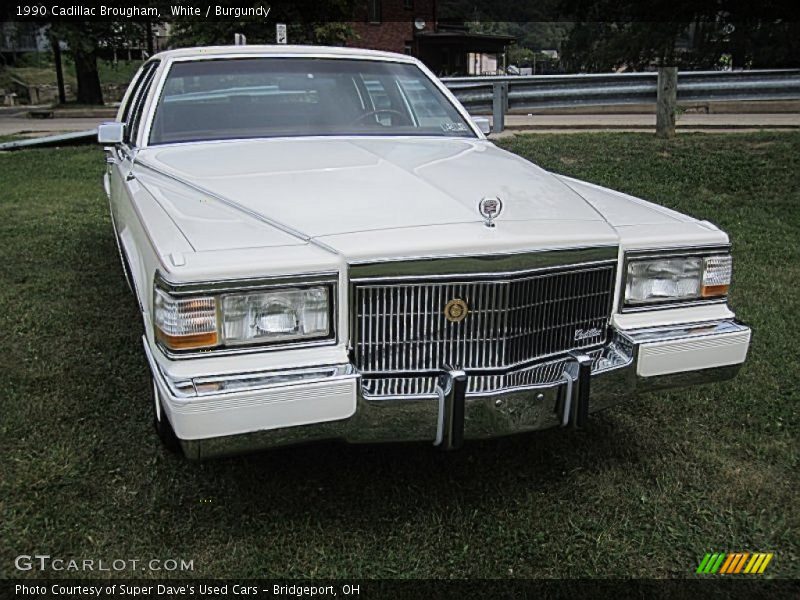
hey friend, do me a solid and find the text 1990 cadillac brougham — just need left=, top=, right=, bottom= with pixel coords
left=99, top=46, right=751, bottom=458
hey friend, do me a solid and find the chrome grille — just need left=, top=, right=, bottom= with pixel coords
left=352, top=262, right=617, bottom=375
left=361, top=343, right=632, bottom=399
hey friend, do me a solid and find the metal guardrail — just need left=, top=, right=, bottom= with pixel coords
left=442, top=70, right=800, bottom=131
left=0, top=129, right=97, bottom=151
left=2, top=70, right=798, bottom=150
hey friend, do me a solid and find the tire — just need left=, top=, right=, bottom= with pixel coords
left=152, top=378, right=182, bottom=454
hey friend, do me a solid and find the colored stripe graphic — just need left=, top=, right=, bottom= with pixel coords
left=719, top=553, right=737, bottom=574
left=697, top=553, right=726, bottom=574
left=733, top=553, right=749, bottom=573
left=696, top=554, right=712, bottom=574
left=758, top=553, right=774, bottom=574
left=699, top=552, right=774, bottom=575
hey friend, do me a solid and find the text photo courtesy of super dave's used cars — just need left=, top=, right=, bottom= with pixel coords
left=98, top=45, right=750, bottom=459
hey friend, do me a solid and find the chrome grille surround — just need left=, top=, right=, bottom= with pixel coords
left=351, top=251, right=618, bottom=395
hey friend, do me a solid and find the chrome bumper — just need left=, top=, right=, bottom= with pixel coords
left=145, top=320, right=751, bottom=459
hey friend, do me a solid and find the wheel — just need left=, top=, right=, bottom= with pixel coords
left=152, top=378, right=182, bottom=454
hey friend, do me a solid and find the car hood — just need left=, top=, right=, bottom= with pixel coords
left=137, top=137, right=726, bottom=265
left=139, top=137, right=613, bottom=248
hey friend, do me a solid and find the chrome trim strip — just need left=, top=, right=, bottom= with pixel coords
left=145, top=338, right=357, bottom=400
left=620, top=319, right=749, bottom=344
left=349, top=246, right=619, bottom=280
left=159, top=337, right=340, bottom=360
left=624, top=244, right=731, bottom=260
left=189, top=364, right=358, bottom=399
left=560, top=372, right=573, bottom=427
left=621, top=298, right=728, bottom=313
left=155, top=270, right=338, bottom=295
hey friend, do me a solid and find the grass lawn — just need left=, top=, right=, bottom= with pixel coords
left=0, top=58, right=142, bottom=89
left=0, top=133, right=797, bottom=580
left=0, top=58, right=141, bottom=105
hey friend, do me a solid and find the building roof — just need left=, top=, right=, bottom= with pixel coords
left=415, top=30, right=515, bottom=53
left=416, top=31, right=516, bottom=42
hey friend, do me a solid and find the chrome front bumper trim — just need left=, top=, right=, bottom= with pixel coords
left=141, top=319, right=750, bottom=459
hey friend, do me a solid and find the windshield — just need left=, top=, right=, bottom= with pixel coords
left=148, top=58, right=476, bottom=145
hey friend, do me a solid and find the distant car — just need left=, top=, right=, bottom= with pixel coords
left=98, top=46, right=750, bottom=458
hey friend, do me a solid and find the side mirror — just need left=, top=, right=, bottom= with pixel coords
left=473, top=117, right=491, bottom=135
left=97, top=122, right=124, bottom=144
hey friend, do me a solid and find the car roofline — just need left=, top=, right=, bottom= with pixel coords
left=151, top=45, right=417, bottom=64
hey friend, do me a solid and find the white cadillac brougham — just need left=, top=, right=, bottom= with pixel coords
left=99, top=46, right=751, bottom=458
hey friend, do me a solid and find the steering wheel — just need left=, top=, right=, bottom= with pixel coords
left=351, top=109, right=409, bottom=125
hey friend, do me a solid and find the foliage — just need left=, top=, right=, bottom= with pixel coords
left=169, top=0, right=358, bottom=47
left=48, top=21, right=150, bottom=104
left=1, top=133, right=798, bottom=578
left=507, top=46, right=537, bottom=66
left=466, top=21, right=572, bottom=53
left=559, top=1, right=800, bottom=71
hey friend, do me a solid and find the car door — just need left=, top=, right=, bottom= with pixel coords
left=107, top=60, right=160, bottom=300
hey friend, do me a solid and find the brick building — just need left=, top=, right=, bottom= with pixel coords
left=348, top=0, right=514, bottom=76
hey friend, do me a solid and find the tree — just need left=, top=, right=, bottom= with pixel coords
left=559, top=0, right=800, bottom=72
left=169, top=0, right=358, bottom=47
left=49, top=21, right=149, bottom=105
left=466, top=21, right=572, bottom=72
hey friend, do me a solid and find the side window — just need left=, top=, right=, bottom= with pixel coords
left=124, top=62, right=159, bottom=146
left=119, top=66, right=147, bottom=124
left=368, top=0, right=381, bottom=23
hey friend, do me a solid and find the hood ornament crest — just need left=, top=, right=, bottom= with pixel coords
left=478, top=197, right=503, bottom=228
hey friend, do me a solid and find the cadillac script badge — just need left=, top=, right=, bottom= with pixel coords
left=444, top=299, right=469, bottom=323
left=478, top=197, right=503, bottom=227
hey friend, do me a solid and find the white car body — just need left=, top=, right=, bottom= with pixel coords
left=101, top=46, right=751, bottom=458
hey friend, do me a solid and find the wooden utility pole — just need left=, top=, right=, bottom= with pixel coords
left=656, top=66, right=677, bottom=138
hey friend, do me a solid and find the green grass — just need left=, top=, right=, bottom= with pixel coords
left=0, top=58, right=142, bottom=103
left=1, top=133, right=798, bottom=580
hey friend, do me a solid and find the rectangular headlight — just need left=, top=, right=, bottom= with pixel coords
left=624, top=254, right=732, bottom=306
left=221, top=286, right=330, bottom=345
left=153, top=278, right=334, bottom=353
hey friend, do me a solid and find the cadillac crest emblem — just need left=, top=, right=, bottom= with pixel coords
left=444, top=299, right=469, bottom=323
left=478, top=197, right=503, bottom=227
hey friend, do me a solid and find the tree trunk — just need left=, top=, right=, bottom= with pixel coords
left=50, top=35, right=66, bottom=105
left=145, top=19, right=155, bottom=56
left=73, top=49, right=104, bottom=105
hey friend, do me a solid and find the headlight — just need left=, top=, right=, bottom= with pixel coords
left=624, top=254, right=732, bottom=306
left=221, top=287, right=330, bottom=345
left=153, top=282, right=333, bottom=352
